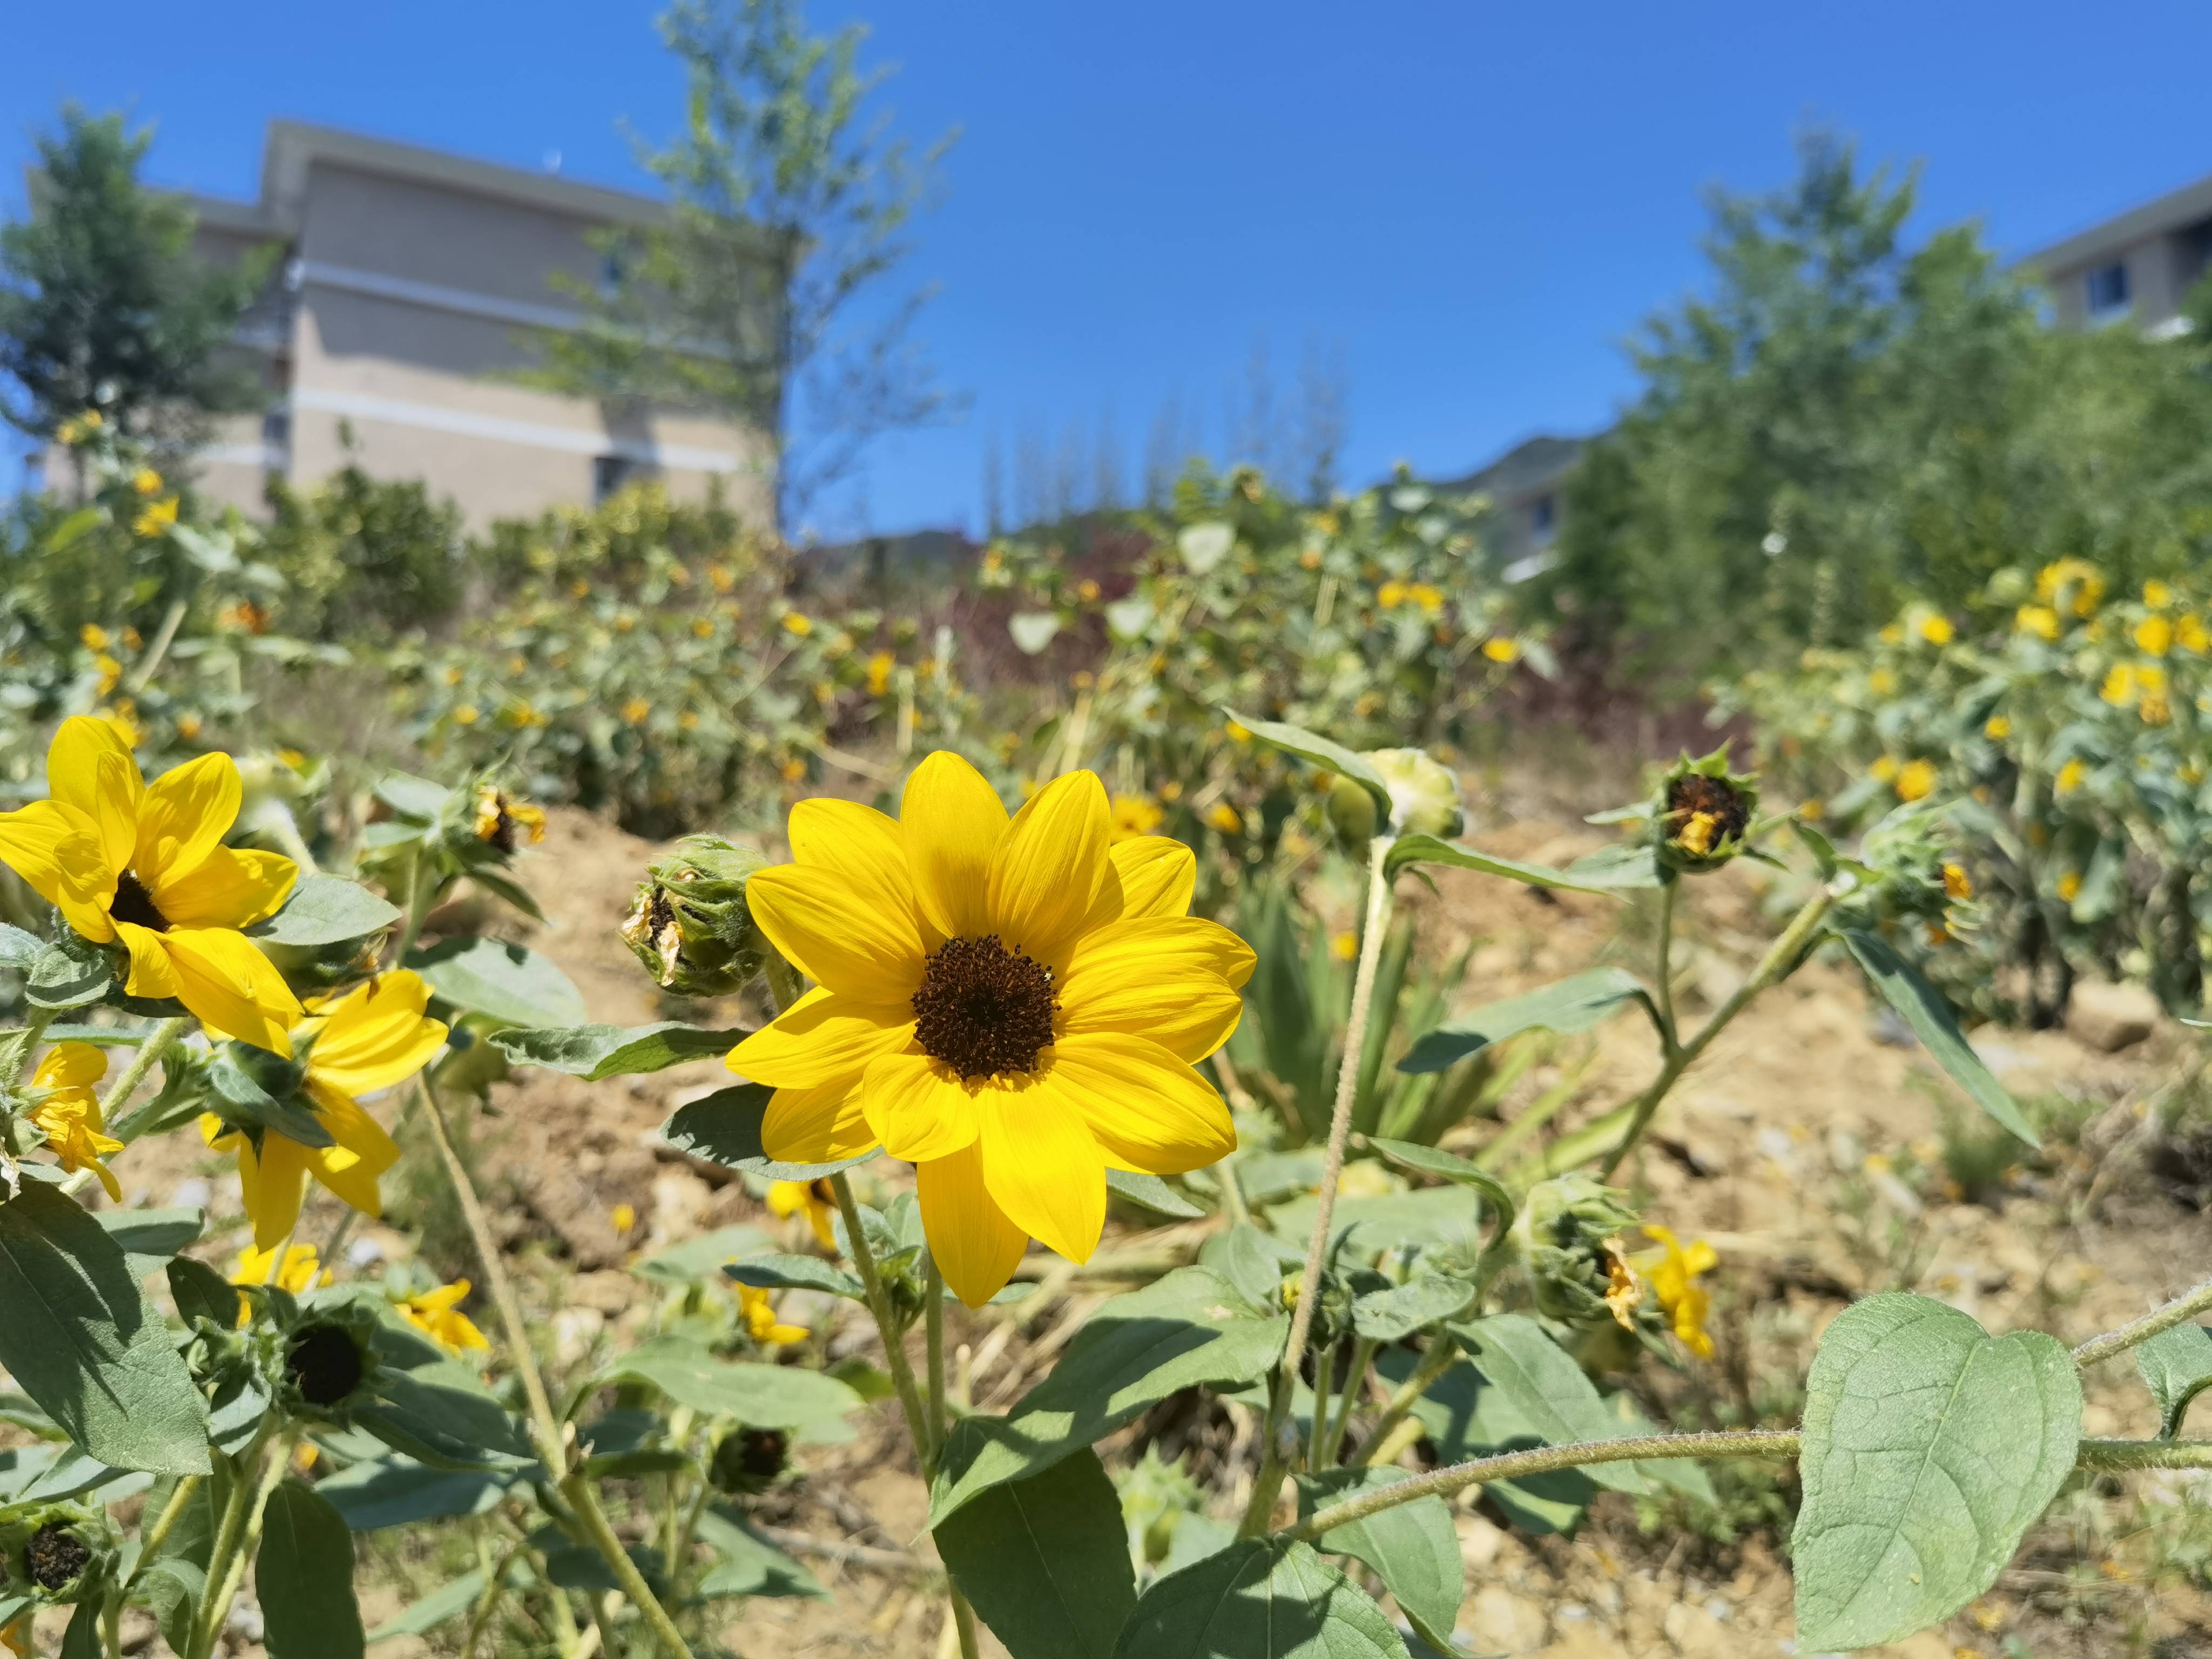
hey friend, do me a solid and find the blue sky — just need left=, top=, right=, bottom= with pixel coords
left=4, top=2, right=2208, bottom=537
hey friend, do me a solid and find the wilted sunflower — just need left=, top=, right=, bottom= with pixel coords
left=28, top=1042, right=123, bottom=1200
left=0, top=718, right=302, bottom=1051
left=726, top=753, right=1250, bottom=1305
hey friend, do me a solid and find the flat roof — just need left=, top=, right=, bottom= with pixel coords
left=2020, top=167, right=2212, bottom=274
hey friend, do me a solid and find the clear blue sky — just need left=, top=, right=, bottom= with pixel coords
left=4, top=2, right=2207, bottom=537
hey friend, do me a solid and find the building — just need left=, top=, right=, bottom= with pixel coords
left=1437, top=433, right=1586, bottom=583
left=151, top=122, right=779, bottom=527
left=2021, top=168, right=2212, bottom=336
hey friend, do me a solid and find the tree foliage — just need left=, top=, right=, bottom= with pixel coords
left=1535, top=133, right=2212, bottom=691
left=0, top=109, right=270, bottom=445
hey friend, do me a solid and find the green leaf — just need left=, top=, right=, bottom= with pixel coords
left=258, top=1481, right=366, bottom=1659
left=26, top=933, right=114, bottom=1009
left=936, top=1448, right=1137, bottom=1659
left=1377, top=1349, right=1589, bottom=1534
left=96, top=1206, right=204, bottom=1279
left=1351, top=1277, right=1475, bottom=1343
left=60, top=1601, right=101, bottom=1659
left=1384, top=834, right=1628, bottom=896
left=1559, top=844, right=1664, bottom=890
left=659, top=1083, right=880, bottom=1181
left=0, top=924, right=42, bottom=968
left=1838, top=929, right=2038, bottom=1147
left=1009, top=612, right=1062, bottom=655
left=2136, top=1322, right=2212, bottom=1439
left=630, top=1224, right=772, bottom=1285
left=167, top=1257, right=243, bottom=1330
left=1792, top=1292, right=2081, bottom=1652
left=494, top=1022, right=744, bottom=1079
left=1223, top=709, right=1392, bottom=817
left=249, top=877, right=400, bottom=947
left=1178, top=522, right=1235, bottom=574
left=1445, top=1315, right=1654, bottom=1495
left=1394, top=970, right=1653, bottom=1074
left=932, top=1267, right=1289, bottom=1524
left=373, top=772, right=451, bottom=821
left=692, top=1507, right=828, bottom=1599
left=602, top=1335, right=861, bottom=1428
left=364, top=1569, right=488, bottom=1643
left=406, top=936, right=586, bottom=1029
left=355, top=1341, right=534, bottom=1472
left=1106, top=1168, right=1207, bottom=1218
left=0, top=1182, right=210, bottom=1474
left=1266, top=1185, right=1487, bottom=1256
left=315, top=1457, right=511, bottom=1532
left=208, top=1053, right=333, bottom=1148
left=1295, top=1467, right=1463, bottom=1650
left=1112, top=1537, right=1407, bottom=1659
left=724, top=1253, right=864, bottom=1300
left=1363, top=1139, right=1516, bottom=1237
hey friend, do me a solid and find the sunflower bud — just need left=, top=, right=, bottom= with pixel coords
left=1512, top=1174, right=1646, bottom=1330
left=1, top=1503, right=116, bottom=1605
left=1330, top=747, right=1463, bottom=846
left=1655, top=750, right=1758, bottom=874
left=273, top=1300, right=382, bottom=1417
left=1833, top=805, right=1981, bottom=939
left=708, top=1426, right=791, bottom=1494
left=622, top=834, right=773, bottom=998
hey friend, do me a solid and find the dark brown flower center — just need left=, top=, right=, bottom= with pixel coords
left=911, top=935, right=1058, bottom=1080
left=110, top=871, right=168, bottom=932
left=25, top=1523, right=90, bottom=1591
left=1664, top=774, right=1748, bottom=848
left=287, top=1323, right=366, bottom=1406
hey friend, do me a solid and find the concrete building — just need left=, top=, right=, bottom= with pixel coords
left=160, top=122, right=778, bottom=527
left=2021, top=168, right=2212, bottom=336
left=1438, top=433, right=1585, bottom=583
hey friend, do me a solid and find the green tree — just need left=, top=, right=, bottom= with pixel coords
left=1536, top=133, right=2212, bottom=691
left=0, top=109, right=271, bottom=448
left=533, top=0, right=956, bottom=535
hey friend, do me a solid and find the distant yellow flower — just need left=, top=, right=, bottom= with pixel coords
left=2057, top=869, right=2082, bottom=902
left=1224, top=719, right=1251, bottom=744
left=680, top=710, right=702, bottom=732
left=1943, top=861, right=1973, bottom=900
left=1408, top=583, right=1445, bottom=615
left=1984, top=715, right=2011, bottom=741
left=570, top=578, right=591, bottom=599
left=131, top=467, right=163, bottom=496
left=2036, top=558, right=2105, bottom=616
left=400, top=1279, right=489, bottom=1353
left=204, top=972, right=442, bottom=1248
left=1377, top=579, right=1407, bottom=609
left=132, top=497, right=179, bottom=538
left=2181, top=614, right=2211, bottom=654
left=1895, top=760, right=1937, bottom=802
left=2056, top=758, right=2087, bottom=795
left=1158, top=780, right=1183, bottom=804
left=1798, top=798, right=1824, bottom=820
left=623, top=697, right=650, bottom=724
left=1208, top=801, right=1243, bottom=835
left=1868, top=668, right=1896, bottom=697
left=709, top=562, right=736, bottom=594
left=692, top=617, right=715, bottom=638
left=1077, top=578, right=1102, bottom=603
left=451, top=704, right=479, bottom=726
left=2141, top=690, right=2173, bottom=726
left=0, top=718, right=301, bottom=1050
left=98, top=704, right=141, bottom=750
left=79, top=624, right=110, bottom=651
left=93, top=653, right=122, bottom=696
left=2136, top=615, right=2174, bottom=657
left=767, top=1178, right=839, bottom=1250
left=2101, top=664, right=2137, bottom=706
left=778, top=755, right=805, bottom=780
left=782, top=612, right=814, bottom=637
left=1111, top=794, right=1164, bottom=840
left=1870, top=755, right=1900, bottom=783
left=2015, top=605, right=2061, bottom=642
left=1879, top=622, right=1904, bottom=646
left=2145, top=578, right=2174, bottom=609
left=738, top=1283, right=810, bottom=1346
left=1640, top=1225, right=1716, bottom=1359
left=1481, top=637, right=1520, bottom=664
left=473, top=785, right=546, bottom=853
left=867, top=651, right=895, bottom=696
left=1919, top=615, right=1955, bottom=646
left=611, top=1202, right=637, bottom=1235
left=1330, top=931, right=1359, bottom=962
left=29, top=1042, right=123, bottom=1201
left=232, top=1242, right=327, bottom=1298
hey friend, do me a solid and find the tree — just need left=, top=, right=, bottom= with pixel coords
left=0, top=109, right=269, bottom=448
left=533, top=0, right=957, bottom=536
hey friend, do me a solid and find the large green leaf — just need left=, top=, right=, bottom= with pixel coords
left=258, top=1481, right=366, bottom=1659
left=1446, top=1315, right=1653, bottom=1495
left=1107, top=1168, right=1208, bottom=1218
left=1363, top=1139, right=1515, bottom=1237
left=0, top=1183, right=209, bottom=1474
left=2136, top=1322, right=2212, bottom=1439
left=315, top=1456, right=511, bottom=1532
left=603, top=1336, right=861, bottom=1428
left=936, top=1448, right=1137, bottom=1659
left=1351, top=1277, right=1474, bottom=1343
left=1295, top=1468, right=1462, bottom=1650
left=1838, top=929, right=2038, bottom=1147
left=26, top=933, right=114, bottom=1010
left=1378, top=1350, right=1587, bottom=1534
left=692, top=1507, right=828, bottom=1599
left=1792, top=1293, right=2080, bottom=1652
left=406, top=936, right=586, bottom=1029
left=1395, top=969, right=1654, bottom=1074
left=1112, top=1537, right=1406, bottom=1658
left=96, top=1206, right=204, bottom=1279
left=494, top=1022, right=745, bottom=1079
left=1222, top=710, right=1392, bottom=817
left=1384, top=834, right=1626, bottom=895
left=363, top=1569, right=488, bottom=1643
left=660, top=1083, right=880, bottom=1181
left=932, top=1268, right=1288, bottom=1523
left=250, top=877, right=400, bottom=947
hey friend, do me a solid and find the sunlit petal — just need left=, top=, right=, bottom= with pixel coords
left=1111, top=836, right=1197, bottom=921
left=977, top=1079, right=1105, bottom=1264
left=901, top=751, right=1006, bottom=940
left=0, top=799, right=116, bottom=934
left=46, top=716, right=142, bottom=877
left=918, top=1144, right=1029, bottom=1307
left=302, top=970, right=446, bottom=1095
left=1064, top=915, right=1256, bottom=992
left=153, top=846, right=297, bottom=930
left=239, top=1132, right=312, bottom=1250
left=744, top=863, right=926, bottom=1001
left=1045, top=1031, right=1236, bottom=1174
left=787, top=798, right=938, bottom=947
left=986, top=770, right=1120, bottom=964
left=760, top=1076, right=878, bottom=1165
left=302, top=1079, right=400, bottom=1218
left=726, top=986, right=914, bottom=1089
left=113, top=921, right=184, bottom=1001
left=160, top=928, right=301, bottom=1055
left=859, top=1049, right=987, bottom=1163
left=134, top=752, right=240, bottom=887
left=1057, top=955, right=1244, bottom=1061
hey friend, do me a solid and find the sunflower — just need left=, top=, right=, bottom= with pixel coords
left=725, top=753, right=1250, bottom=1306
left=400, top=1279, right=490, bottom=1353
left=28, top=1042, right=123, bottom=1200
left=738, top=1283, right=810, bottom=1346
left=202, top=970, right=448, bottom=1248
left=1640, top=1225, right=1718, bottom=1359
left=0, top=717, right=301, bottom=1052
left=767, top=1178, right=839, bottom=1250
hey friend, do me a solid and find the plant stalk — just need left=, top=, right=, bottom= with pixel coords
left=829, top=1172, right=932, bottom=1460
left=2073, top=1273, right=2212, bottom=1368
left=187, top=1426, right=294, bottom=1659
left=1357, top=1336, right=1459, bottom=1465
left=124, top=597, right=189, bottom=697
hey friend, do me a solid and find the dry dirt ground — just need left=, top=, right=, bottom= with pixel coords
left=64, top=782, right=2212, bottom=1658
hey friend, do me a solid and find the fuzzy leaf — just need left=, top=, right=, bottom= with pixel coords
left=937, top=1448, right=1137, bottom=1659
left=1111, top=1537, right=1406, bottom=1658
left=660, top=1083, right=880, bottom=1181
left=1295, top=1467, right=1463, bottom=1651
left=249, top=877, right=400, bottom=947
left=258, top=1481, right=366, bottom=1659
left=406, top=936, right=586, bottom=1030
left=1385, top=834, right=1628, bottom=895
left=1395, top=969, right=1653, bottom=1074
left=2136, top=1322, right=2212, bottom=1439
left=493, top=1022, right=744, bottom=1080
left=1839, top=928, right=2038, bottom=1147
left=1222, top=709, right=1393, bottom=817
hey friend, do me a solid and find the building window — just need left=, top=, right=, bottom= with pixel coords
left=2085, top=260, right=2131, bottom=320
left=1529, top=494, right=1556, bottom=543
left=594, top=455, right=634, bottom=503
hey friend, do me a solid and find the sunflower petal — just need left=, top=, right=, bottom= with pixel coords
left=303, top=970, right=446, bottom=1095
left=134, top=752, right=241, bottom=886
left=1111, top=837, right=1197, bottom=920
left=918, top=1144, right=1030, bottom=1307
left=238, top=1132, right=312, bottom=1250
left=32, top=1041, right=106, bottom=1090
left=760, top=1077, right=878, bottom=1164
left=744, top=863, right=926, bottom=1002
left=46, top=716, right=142, bottom=878
left=860, top=1050, right=987, bottom=1163
left=1057, top=956, right=1244, bottom=1061
left=986, top=770, right=1119, bottom=963
left=114, top=921, right=184, bottom=1001
left=0, top=799, right=116, bottom=935
left=161, top=928, right=301, bottom=1055
left=1046, top=1032, right=1236, bottom=1175
left=154, top=846, right=297, bottom=930
left=1064, top=915, right=1256, bottom=992
left=977, top=1081, right=1105, bottom=1264
left=726, top=986, right=914, bottom=1089
left=303, top=1080, right=400, bottom=1217
left=788, top=798, right=936, bottom=942
left=901, top=751, right=1007, bottom=940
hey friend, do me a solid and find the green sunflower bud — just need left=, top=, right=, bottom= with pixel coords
left=1368, top=747, right=1465, bottom=839
left=622, top=834, right=773, bottom=998
left=1512, top=1173, right=1645, bottom=1330
left=1654, top=748, right=1758, bottom=874
left=708, top=1425, right=791, bottom=1495
left=1326, top=774, right=1378, bottom=846
left=1, top=1502, right=117, bottom=1605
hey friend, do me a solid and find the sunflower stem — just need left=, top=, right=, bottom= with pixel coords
left=2073, top=1273, right=2212, bottom=1368
left=919, top=1255, right=981, bottom=1659
left=186, top=1422, right=292, bottom=1659
left=416, top=1075, right=698, bottom=1659
left=1250, top=831, right=1394, bottom=1529
left=123, top=597, right=188, bottom=697
left=829, top=1172, right=933, bottom=1465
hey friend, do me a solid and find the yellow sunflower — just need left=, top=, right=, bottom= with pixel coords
left=29, top=1042, right=123, bottom=1200
left=767, top=1178, right=839, bottom=1250
left=725, top=753, right=1251, bottom=1306
left=400, top=1279, right=490, bottom=1353
left=1640, top=1225, right=1718, bottom=1359
left=202, top=969, right=447, bottom=1247
left=0, top=717, right=301, bottom=1052
left=738, top=1283, right=811, bottom=1346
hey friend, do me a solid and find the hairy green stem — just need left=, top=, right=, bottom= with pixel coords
left=1599, top=887, right=1833, bottom=1179
left=124, top=597, right=189, bottom=697
left=2073, top=1274, right=2212, bottom=1368
left=830, top=1172, right=932, bottom=1463
left=1, top=1007, right=56, bottom=1091
left=925, top=1258, right=949, bottom=1462
left=1356, top=1336, right=1459, bottom=1466
left=187, top=1426, right=294, bottom=1659
left=1322, top=1338, right=1379, bottom=1467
